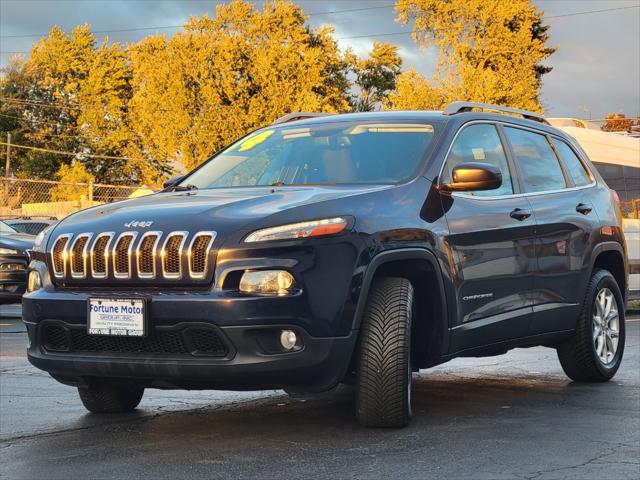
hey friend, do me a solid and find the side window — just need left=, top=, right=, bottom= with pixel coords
left=504, top=127, right=567, bottom=193
left=551, top=139, right=592, bottom=187
left=442, top=124, right=514, bottom=196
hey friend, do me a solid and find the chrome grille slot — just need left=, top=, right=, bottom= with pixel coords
left=51, top=234, right=72, bottom=278
left=162, top=232, right=187, bottom=279
left=188, top=232, right=216, bottom=279
left=91, top=233, right=113, bottom=278
left=70, top=233, right=92, bottom=279
left=137, top=232, right=161, bottom=279
left=113, top=232, right=137, bottom=279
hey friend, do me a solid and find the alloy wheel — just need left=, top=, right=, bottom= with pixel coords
left=592, top=287, right=620, bottom=366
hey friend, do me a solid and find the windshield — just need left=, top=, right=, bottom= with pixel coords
left=181, top=120, right=439, bottom=189
left=0, top=221, right=18, bottom=234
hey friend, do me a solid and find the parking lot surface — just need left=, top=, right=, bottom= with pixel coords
left=1, top=304, right=638, bottom=480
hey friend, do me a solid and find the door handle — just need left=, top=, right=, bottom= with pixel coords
left=510, top=208, right=532, bottom=221
left=576, top=203, right=592, bottom=215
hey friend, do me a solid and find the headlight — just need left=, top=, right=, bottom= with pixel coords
left=244, top=217, right=348, bottom=243
left=0, top=247, right=18, bottom=255
left=33, top=225, right=55, bottom=252
left=27, top=270, right=43, bottom=292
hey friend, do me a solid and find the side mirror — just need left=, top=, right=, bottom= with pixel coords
left=440, top=162, right=502, bottom=192
left=163, top=175, right=185, bottom=190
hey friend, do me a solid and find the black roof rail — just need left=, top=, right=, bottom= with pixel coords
left=271, top=112, right=334, bottom=125
left=442, top=101, right=549, bottom=125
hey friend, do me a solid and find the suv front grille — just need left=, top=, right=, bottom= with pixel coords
left=40, top=324, right=228, bottom=357
left=50, top=230, right=216, bottom=283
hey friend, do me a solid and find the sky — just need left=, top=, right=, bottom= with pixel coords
left=0, top=0, right=639, bottom=119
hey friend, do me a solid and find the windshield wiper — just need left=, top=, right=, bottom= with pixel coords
left=270, top=182, right=336, bottom=187
left=171, top=184, right=198, bottom=192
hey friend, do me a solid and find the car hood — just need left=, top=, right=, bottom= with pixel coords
left=0, top=233, right=35, bottom=253
left=49, top=184, right=391, bottom=240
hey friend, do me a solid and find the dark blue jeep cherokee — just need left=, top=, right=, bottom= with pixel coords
left=23, top=102, right=628, bottom=427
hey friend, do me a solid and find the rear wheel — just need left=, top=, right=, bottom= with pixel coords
left=78, top=383, right=144, bottom=413
left=356, top=277, right=413, bottom=428
left=557, top=269, right=625, bottom=382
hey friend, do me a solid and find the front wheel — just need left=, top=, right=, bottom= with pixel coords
left=557, top=269, right=626, bottom=382
left=355, top=277, right=413, bottom=428
left=78, top=383, right=144, bottom=413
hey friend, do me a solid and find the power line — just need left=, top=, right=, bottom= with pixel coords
left=3, top=3, right=633, bottom=48
left=0, top=97, right=80, bottom=109
left=338, top=5, right=640, bottom=40
left=546, top=5, right=640, bottom=19
left=0, top=4, right=395, bottom=39
left=0, top=141, right=127, bottom=160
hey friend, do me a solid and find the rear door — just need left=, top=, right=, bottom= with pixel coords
left=441, top=123, right=537, bottom=352
left=502, top=126, right=596, bottom=334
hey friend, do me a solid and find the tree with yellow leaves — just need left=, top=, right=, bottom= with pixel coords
left=128, top=0, right=352, bottom=171
left=383, top=68, right=444, bottom=111
left=394, top=0, right=554, bottom=112
left=50, top=160, right=94, bottom=201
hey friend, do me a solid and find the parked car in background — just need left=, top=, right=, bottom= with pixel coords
left=547, top=117, right=603, bottom=131
left=1, top=216, right=58, bottom=235
left=0, top=221, right=34, bottom=304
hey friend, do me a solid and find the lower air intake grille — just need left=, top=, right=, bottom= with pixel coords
left=42, top=325, right=70, bottom=351
left=40, top=324, right=228, bottom=357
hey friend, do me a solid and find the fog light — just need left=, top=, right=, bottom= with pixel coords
left=239, top=270, right=295, bottom=295
left=0, top=263, right=24, bottom=271
left=27, top=270, right=42, bottom=293
left=280, top=330, right=298, bottom=351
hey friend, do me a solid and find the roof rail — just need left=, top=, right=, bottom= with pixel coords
left=442, top=101, right=549, bottom=125
left=271, top=112, right=334, bottom=125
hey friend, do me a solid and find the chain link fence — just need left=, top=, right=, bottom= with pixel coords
left=1, top=177, right=150, bottom=219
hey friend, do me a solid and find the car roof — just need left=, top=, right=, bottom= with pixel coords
left=274, top=109, right=566, bottom=138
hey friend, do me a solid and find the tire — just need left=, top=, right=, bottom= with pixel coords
left=356, top=277, right=413, bottom=428
left=557, top=269, right=626, bottom=382
left=78, top=383, right=144, bottom=413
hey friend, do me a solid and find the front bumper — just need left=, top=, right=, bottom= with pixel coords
left=27, top=321, right=356, bottom=392
left=23, top=287, right=358, bottom=392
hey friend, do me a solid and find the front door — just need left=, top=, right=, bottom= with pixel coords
left=441, top=123, right=537, bottom=352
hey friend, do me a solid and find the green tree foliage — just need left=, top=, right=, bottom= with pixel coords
left=351, top=42, right=402, bottom=111
left=395, top=0, right=554, bottom=111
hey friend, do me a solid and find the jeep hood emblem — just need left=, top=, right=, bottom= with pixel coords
left=124, top=220, right=154, bottom=228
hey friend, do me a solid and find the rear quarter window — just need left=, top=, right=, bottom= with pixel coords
left=504, top=127, right=567, bottom=193
left=551, top=139, right=593, bottom=187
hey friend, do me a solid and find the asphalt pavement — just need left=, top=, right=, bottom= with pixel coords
left=1, top=304, right=638, bottom=480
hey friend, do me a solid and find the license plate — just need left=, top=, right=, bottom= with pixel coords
left=87, top=298, right=146, bottom=337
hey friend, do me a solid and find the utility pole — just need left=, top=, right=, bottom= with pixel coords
left=4, top=132, right=10, bottom=178
left=3, top=132, right=10, bottom=205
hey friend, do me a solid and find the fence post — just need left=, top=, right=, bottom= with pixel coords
left=88, top=180, right=94, bottom=204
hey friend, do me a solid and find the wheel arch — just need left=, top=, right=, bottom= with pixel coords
left=590, top=242, right=628, bottom=302
left=352, top=248, right=450, bottom=367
